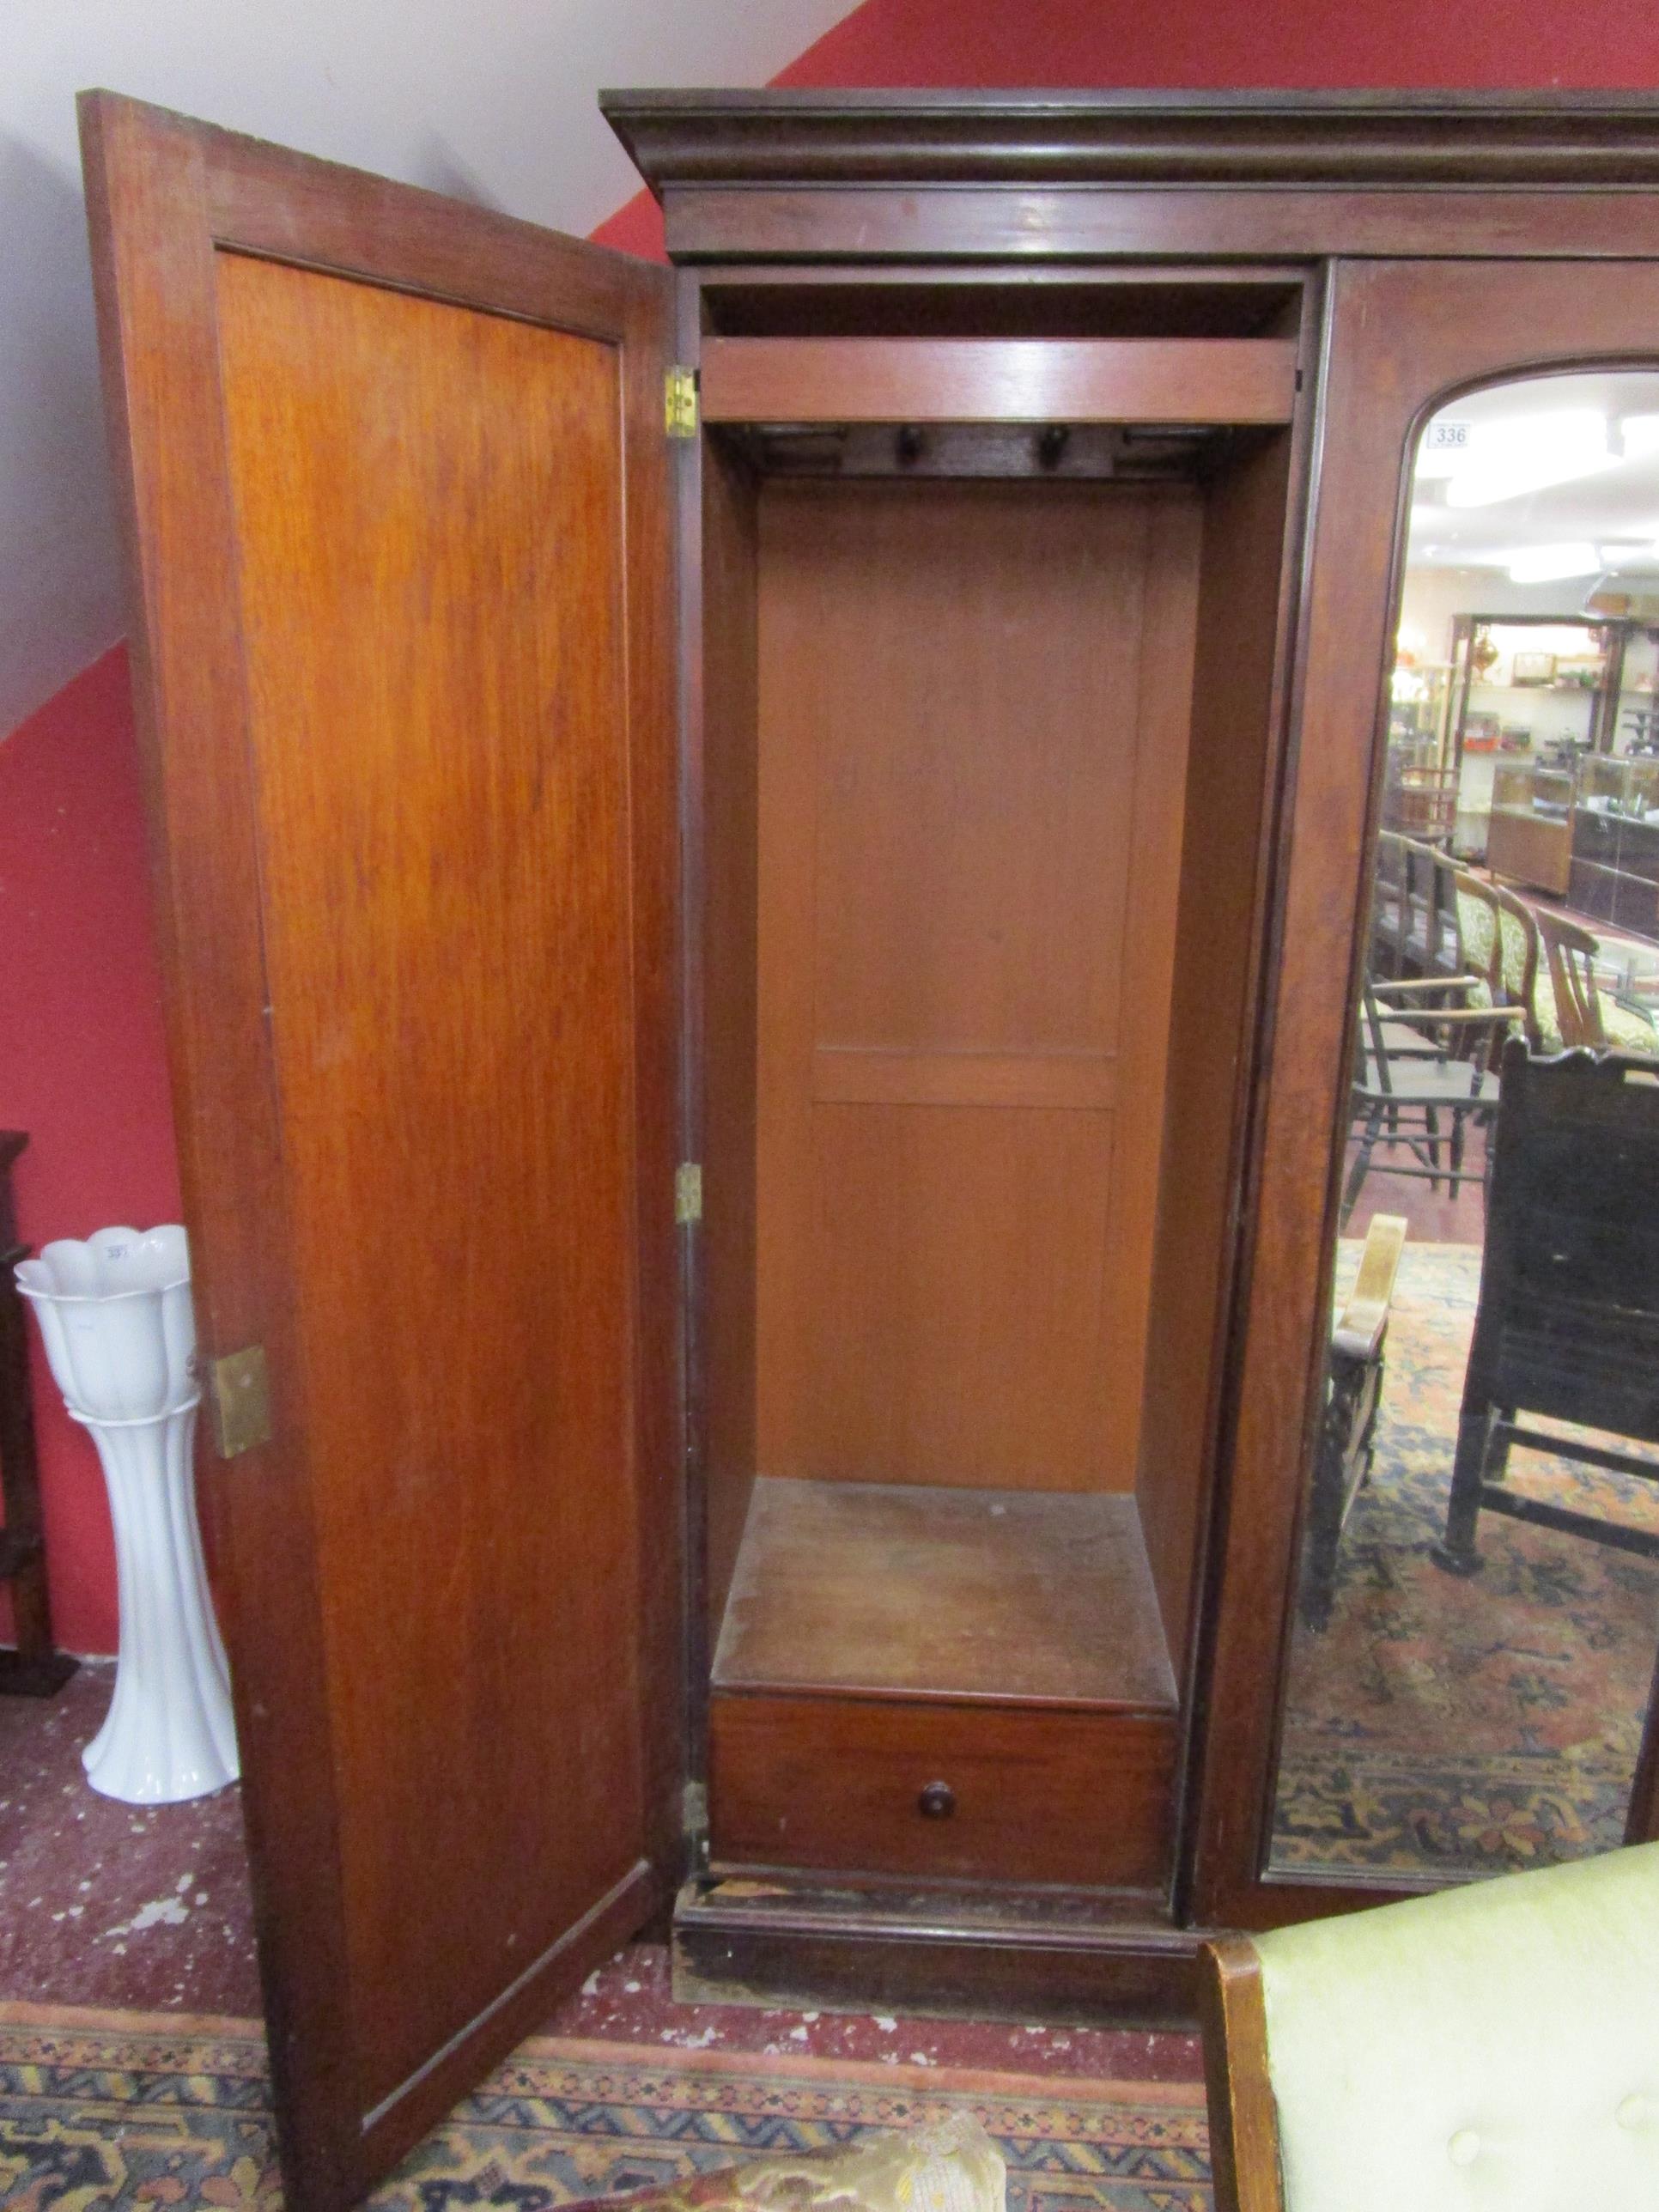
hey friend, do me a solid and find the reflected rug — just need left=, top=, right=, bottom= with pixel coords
left=0, top=2007, right=1211, bottom=2212
left=1273, top=1241, right=1659, bottom=1881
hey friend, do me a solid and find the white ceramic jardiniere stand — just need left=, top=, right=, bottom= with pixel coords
left=15, top=1225, right=238, bottom=1802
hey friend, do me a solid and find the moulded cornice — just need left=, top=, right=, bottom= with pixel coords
left=600, top=87, right=1659, bottom=193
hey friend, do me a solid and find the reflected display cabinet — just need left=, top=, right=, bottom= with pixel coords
left=1572, top=755, right=1659, bottom=931
left=78, top=87, right=1659, bottom=2212
left=1489, top=761, right=1576, bottom=894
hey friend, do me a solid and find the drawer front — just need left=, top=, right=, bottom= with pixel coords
left=709, top=1692, right=1176, bottom=1889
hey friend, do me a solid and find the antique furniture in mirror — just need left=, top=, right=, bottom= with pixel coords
left=79, top=88, right=1659, bottom=2210
left=1441, top=1041, right=1659, bottom=1574
left=1270, top=367, right=1659, bottom=1899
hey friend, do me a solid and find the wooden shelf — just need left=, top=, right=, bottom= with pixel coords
left=712, top=1475, right=1177, bottom=1711
left=699, top=337, right=1298, bottom=427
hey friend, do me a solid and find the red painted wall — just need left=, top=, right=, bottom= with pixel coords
left=0, top=646, right=180, bottom=1653
left=16, top=0, right=1659, bottom=1653
left=777, top=0, right=1659, bottom=90
left=591, top=0, right=1659, bottom=256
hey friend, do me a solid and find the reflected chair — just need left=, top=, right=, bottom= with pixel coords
left=1437, top=1038, right=1659, bottom=1573
left=1535, top=907, right=1610, bottom=1048
left=1299, top=1212, right=1407, bottom=1631
left=1456, top=877, right=1656, bottom=1056
left=1370, top=830, right=1461, bottom=982
left=1200, top=1840, right=1659, bottom=2212
left=1340, top=982, right=1521, bottom=1224
left=1532, top=903, right=1658, bottom=1054
left=1453, top=866, right=1541, bottom=1054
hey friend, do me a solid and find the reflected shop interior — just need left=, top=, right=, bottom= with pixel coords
left=1270, top=371, right=1659, bottom=1885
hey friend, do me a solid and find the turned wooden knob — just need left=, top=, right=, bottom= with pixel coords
left=917, top=1780, right=956, bottom=1820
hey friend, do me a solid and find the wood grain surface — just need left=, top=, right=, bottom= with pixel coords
left=216, top=249, right=649, bottom=2111
left=709, top=1690, right=1177, bottom=1888
left=697, top=436, right=762, bottom=1644
left=713, top=1476, right=1177, bottom=1707
left=1198, top=1937, right=1285, bottom=2212
left=81, top=93, right=680, bottom=2208
left=754, top=479, right=1200, bottom=1495
left=1136, top=428, right=1301, bottom=1679
left=700, top=337, right=1297, bottom=425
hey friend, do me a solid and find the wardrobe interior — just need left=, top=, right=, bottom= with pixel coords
left=692, top=276, right=1308, bottom=1892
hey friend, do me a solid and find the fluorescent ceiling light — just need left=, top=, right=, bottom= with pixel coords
left=1620, top=415, right=1659, bottom=459
left=1504, top=541, right=1601, bottom=583
left=1415, top=408, right=1617, bottom=507
left=1599, top=539, right=1659, bottom=566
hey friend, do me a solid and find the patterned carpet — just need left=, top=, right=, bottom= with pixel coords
left=1273, top=1240, right=1659, bottom=1881
left=0, top=2007, right=1211, bottom=2212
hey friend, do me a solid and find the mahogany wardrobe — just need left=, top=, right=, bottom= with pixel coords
left=78, top=86, right=1659, bottom=2211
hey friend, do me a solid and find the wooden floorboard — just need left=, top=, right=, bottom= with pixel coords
left=712, top=1476, right=1177, bottom=1709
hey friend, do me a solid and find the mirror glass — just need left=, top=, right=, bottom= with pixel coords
left=1270, top=370, right=1659, bottom=1884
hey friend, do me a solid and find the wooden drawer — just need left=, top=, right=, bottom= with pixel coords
left=708, top=1692, right=1176, bottom=1890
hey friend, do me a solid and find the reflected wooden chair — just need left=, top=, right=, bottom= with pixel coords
left=1370, top=830, right=1461, bottom=982
left=1200, top=1841, right=1659, bottom=2212
left=1451, top=866, right=1541, bottom=1055
left=1530, top=905, right=1659, bottom=1054
left=1340, top=983, right=1521, bottom=1224
left=1298, top=1212, right=1407, bottom=1631
left=1381, top=754, right=1460, bottom=848
left=1437, top=1038, right=1659, bottom=1575
left=1458, top=881, right=1656, bottom=1056
left=1535, top=906, right=1609, bottom=1048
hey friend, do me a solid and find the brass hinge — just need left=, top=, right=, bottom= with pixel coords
left=675, top=1162, right=703, bottom=1226
left=208, top=1346, right=273, bottom=1459
left=665, top=365, right=698, bottom=438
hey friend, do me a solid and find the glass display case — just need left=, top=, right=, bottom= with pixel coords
left=1486, top=760, right=1575, bottom=893
left=1443, top=616, right=1612, bottom=856
left=1572, top=755, right=1659, bottom=932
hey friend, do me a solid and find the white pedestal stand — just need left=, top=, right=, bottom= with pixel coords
left=16, top=1225, right=238, bottom=1802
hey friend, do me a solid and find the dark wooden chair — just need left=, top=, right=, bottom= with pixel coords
left=1437, top=1039, right=1659, bottom=1575
left=1299, top=1212, right=1407, bottom=1631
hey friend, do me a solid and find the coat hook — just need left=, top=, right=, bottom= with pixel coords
left=896, top=424, right=925, bottom=466
left=1037, top=425, right=1071, bottom=470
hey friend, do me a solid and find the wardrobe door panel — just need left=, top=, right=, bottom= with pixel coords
left=1192, top=256, right=1659, bottom=1931
left=81, top=93, right=679, bottom=2209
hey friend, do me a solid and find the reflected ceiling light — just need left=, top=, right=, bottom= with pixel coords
left=1598, top=539, right=1659, bottom=567
left=1619, top=415, right=1659, bottom=459
left=1413, top=407, right=1613, bottom=504
left=1443, top=410, right=1616, bottom=507
left=1504, top=541, right=1601, bottom=583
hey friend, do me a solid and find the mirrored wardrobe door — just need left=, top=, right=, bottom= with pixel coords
left=1272, top=367, right=1659, bottom=1891
left=1190, top=261, right=1659, bottom=1932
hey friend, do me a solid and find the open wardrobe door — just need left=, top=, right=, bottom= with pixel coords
left=79, top=94, right=682, bottom=2210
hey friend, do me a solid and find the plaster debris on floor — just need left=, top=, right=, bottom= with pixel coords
left=0, top=1667, right=1200, bottom=2084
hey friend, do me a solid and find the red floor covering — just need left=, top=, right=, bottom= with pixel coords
left=0, top=1664, right=1201, bottom=2083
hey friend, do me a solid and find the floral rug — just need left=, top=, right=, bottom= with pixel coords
left=1273, top=1241, right=1659, bottom=1881
left=0, top=2007, right=1211, bottom=2212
